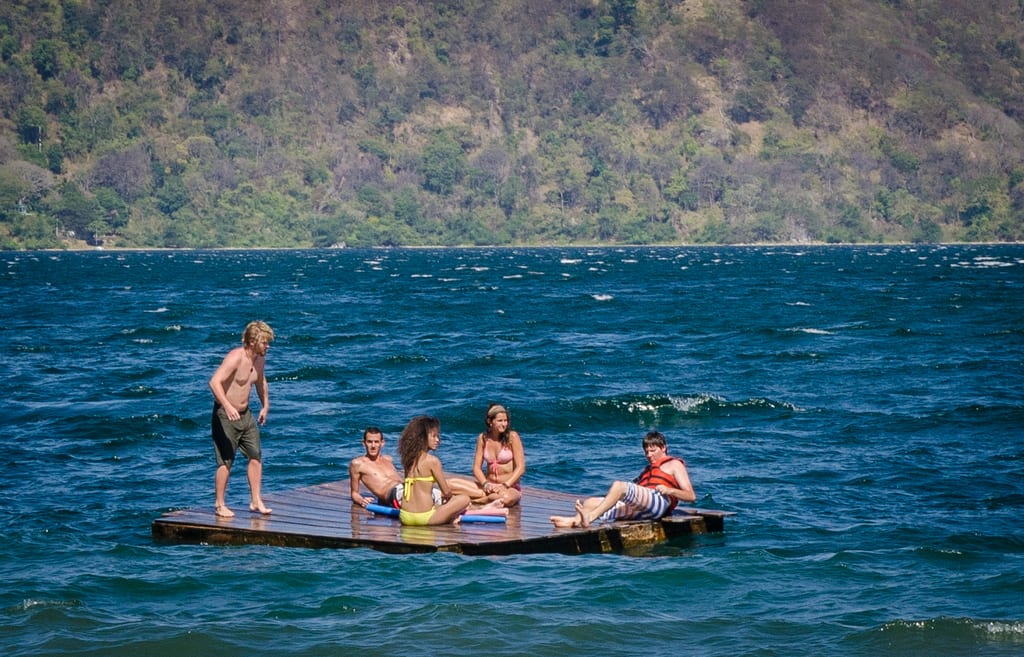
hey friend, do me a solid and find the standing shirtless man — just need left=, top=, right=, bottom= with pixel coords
left=209, top=320, right=274, bottom=518
left=350, top=427, right=403, bottom=508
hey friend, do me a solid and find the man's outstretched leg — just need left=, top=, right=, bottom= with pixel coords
left=550, top=481, right=630, bottom=527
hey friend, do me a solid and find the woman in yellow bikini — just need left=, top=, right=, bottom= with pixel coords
left=396, top=415, right=470, bottom=526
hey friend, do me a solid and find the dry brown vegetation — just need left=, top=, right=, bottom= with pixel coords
left=1, top=0, right=1022, bottom=248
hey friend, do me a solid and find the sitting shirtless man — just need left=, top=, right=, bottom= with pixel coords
left=551, top=430, right=695, bottom=528
left=349, top=427, right=403, bottom=509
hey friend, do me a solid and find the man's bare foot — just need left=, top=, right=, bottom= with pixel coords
left=574, top=499, right=591, bottom=528
left=551, top=500, right=592, bottom=528
left=550, top=514, right=578, bottom=528
left=215, top=505, right=235, bottom=518
left=480, top=499, right=506, bottom=509
left=249, top=502, right=272, bottom=515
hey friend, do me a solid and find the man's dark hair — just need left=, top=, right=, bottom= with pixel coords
left=642, top=430, right=666, bottom=449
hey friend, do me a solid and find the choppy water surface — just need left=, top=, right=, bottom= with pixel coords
left=2, top=245, right=1022, bottom=656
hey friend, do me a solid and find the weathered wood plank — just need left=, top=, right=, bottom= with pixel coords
left=152, top=480, right=732, bottom=555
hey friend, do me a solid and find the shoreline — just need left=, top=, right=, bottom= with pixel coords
left=42, top=240, right=1024, bottom=252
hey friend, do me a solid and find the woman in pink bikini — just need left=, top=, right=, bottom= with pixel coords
left=468, top=403, right=526, bottom=507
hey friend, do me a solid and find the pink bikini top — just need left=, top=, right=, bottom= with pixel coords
left=485, top=443, right=513, bottom=475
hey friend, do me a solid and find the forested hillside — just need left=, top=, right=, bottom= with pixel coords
left=1, top=0, right=1022, bottom=249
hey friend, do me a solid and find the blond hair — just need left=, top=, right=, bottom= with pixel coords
left=242, top=320, right=275, bottom=346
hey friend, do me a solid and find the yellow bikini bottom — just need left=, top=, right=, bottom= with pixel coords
left=399, top=507, right=436, bottom=526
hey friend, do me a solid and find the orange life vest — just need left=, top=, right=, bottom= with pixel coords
left=635, top=455, right=684, bottom=512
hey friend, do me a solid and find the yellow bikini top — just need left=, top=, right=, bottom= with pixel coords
left=403, top=474, right=435, bottom=501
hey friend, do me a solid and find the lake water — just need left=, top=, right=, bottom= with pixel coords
left=2, top=245, right=1022, bottom=656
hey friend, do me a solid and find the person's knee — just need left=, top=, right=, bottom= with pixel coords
left=609, top=480, right=629, bottom=498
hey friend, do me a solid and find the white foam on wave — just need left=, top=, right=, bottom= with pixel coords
left=668, top=393, right=719, bottom=412
left=952, top=257, right=1015, bottom=269
left=786, top=327, right=834, bottom=335
left=882, top=617, right=1024, bottom=639
left=15, top=598, right=81, bottom=611
left=146, top=307, right=169, bottom=313
left=591, top=293, right=613, bottom=301
left=974, top=258, right=1014, bottom=268
left=980, top=620, right=1024, bottom=637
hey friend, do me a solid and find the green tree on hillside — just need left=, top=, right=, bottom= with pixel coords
left=0, top=0, right=1021, bottom=249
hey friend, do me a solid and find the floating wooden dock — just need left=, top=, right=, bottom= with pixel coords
left=152, top=479, right=732, bottom=555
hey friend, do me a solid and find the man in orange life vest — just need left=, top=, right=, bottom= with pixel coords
left=550, top=430, right=695, bottom=528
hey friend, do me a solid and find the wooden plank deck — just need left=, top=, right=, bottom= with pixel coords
left=151, top=479, right=732, bottom=555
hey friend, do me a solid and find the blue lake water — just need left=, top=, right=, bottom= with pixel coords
left=2, top=245, right=1022, bottom=656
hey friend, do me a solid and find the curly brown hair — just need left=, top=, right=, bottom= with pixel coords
left=397, top=415, right=440, bottom=473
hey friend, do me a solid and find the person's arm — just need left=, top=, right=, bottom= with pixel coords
left=254, top=357, right=269, bottom=425
left=499, top=431, right=526, bottom=488
left=657, top=459, right=696, bottom=503
left=208, top=349, right=242, bottom=420
left=431, top=456, right=453, bottom=501
left=349, top=459, right=369, bottom=507
left=470, top=434, right=487, bottom=486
